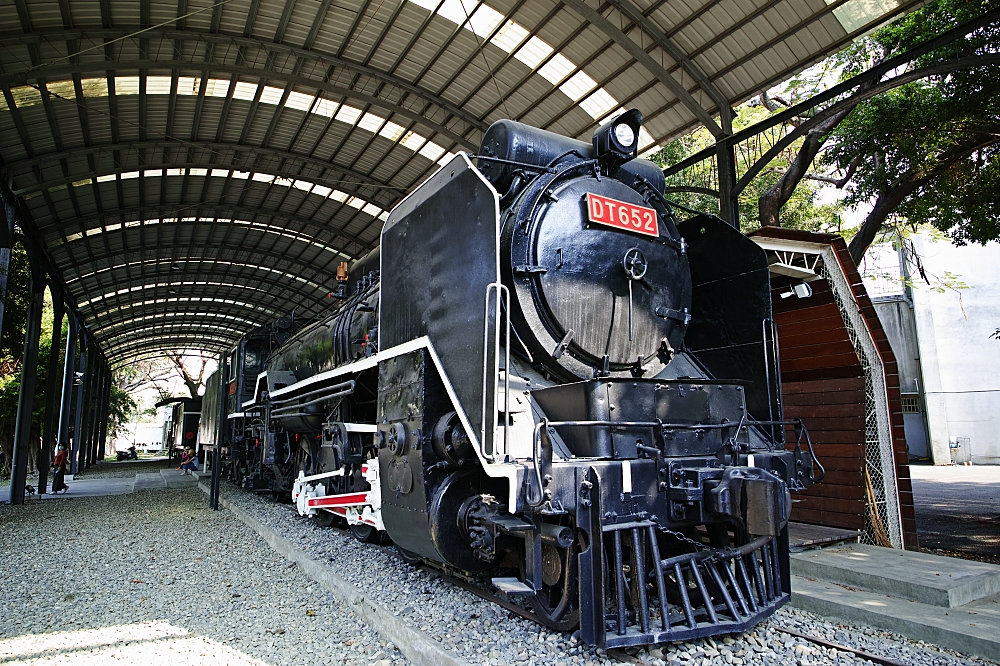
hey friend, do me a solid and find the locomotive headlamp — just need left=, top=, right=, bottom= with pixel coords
left=593, top=108, right=643, bottom=168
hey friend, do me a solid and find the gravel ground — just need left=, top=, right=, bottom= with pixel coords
left=0, top=487, right=408, bottom=666
left=218, top=482, right=997, bottom=666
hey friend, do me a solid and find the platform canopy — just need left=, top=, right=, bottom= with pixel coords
left=0, top=0, right=917, bottom=366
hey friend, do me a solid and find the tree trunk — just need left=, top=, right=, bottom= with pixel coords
left=758, top=111, right=853, bottom=227
left=847, top=176, right=925, bottom=265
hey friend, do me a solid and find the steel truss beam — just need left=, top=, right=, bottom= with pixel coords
left=0, top=28, right=489, bottom=137
left=1, top=60, right=477, bottom=151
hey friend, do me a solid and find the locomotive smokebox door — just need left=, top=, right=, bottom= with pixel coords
left=503, top=164, right=692, bottom=381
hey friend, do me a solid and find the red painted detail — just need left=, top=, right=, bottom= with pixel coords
left=586, top=192, right=659, bottom=238
left=308, top=492, right=369, bottom=508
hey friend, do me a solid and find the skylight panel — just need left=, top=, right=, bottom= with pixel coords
left=579, top=89, right=620, bottom=119
left=176, top=77, right=201, bottom=95
left=80, top=78, right=108, bottom=99
left=336, top=104, right=363, bottom=125
left=96, top=174, right=116, bottom=183
left=514, top=36, right=553, bottom=69
left=400, top=132, right=427, bottom=152
left=313, top=98, right=338, bottom=118
left=115, top=76, right=140, bottom=95
left=362, top=203, right=382, bottom=217
left=538, top=53, right=575, bottom=85
left=418, top=141, right=446, bottom=162
left=330, top=190, right=349, bottom=202
left=346, top=197, right=366, bottom=210
left=233, top=81, right=258, bottom=101
left=293, top=180, right=314, bottom=192
left=491, top=21, right=529, bottom=53
left=211, top=169, right=230, bottom=178
left=559, top=70, right=597, bottom=101
left=312, top=185, right=333, bottom=197
left=10, top=85, right=42, bottom=109
left=466, top=3, right=504, bottom=37
left=120, top=171, right=140, bottom=179
left=379, top=120, right=406, bottom=142
left=436, top=0, right=470, bottom=26
left=206, top=78, right=231, bottom=98
left=188, top=168, right=208, bottom=177
left=46, top=80, right=77, bottom=101
left=285, top=91, right=314, bottom=112
left=358, top=112, right=386, bottom=134
left=259, top=86, right=285, bottom=106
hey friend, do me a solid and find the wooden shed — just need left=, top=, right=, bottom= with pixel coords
left=750, top=228, right=918, bottom=550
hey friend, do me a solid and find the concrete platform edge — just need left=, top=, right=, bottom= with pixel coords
left=791, top=576, right=1000, bottom=663
left=197, top=481, right=470, bottom=666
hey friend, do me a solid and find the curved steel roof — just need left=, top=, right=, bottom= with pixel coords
left=0, top=0, right=917, bottom=366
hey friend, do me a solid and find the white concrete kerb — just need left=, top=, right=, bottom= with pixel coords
left=197, top=481, right=470, bottom=666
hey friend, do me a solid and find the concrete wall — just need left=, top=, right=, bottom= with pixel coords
left=908, top=234, right=1000, bottom=465
left=874, top=298, right=922, bottom=393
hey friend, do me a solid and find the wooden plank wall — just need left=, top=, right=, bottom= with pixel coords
left=773, top=278, right=866, bottom=531
left=752, top=228, right=918, bottom=549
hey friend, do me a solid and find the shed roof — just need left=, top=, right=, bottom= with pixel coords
left=0, top=0, right=918, bottom=366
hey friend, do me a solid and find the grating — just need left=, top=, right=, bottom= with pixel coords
left=819, top=251, right=903, bottom=549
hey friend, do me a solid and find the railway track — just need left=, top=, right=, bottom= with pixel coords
left=411, top=557, right=908, bottom=666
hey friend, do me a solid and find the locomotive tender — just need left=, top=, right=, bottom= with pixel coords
left=203, top=110, right=821, bottom=647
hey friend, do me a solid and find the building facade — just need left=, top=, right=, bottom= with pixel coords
left=863, top=235, right=1000, bottom=465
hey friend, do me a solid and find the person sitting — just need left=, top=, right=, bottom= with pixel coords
left=177, top=447, right=199, bottom=475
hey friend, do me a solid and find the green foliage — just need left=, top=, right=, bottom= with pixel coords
left=826, top=0, right=1000, bottom=245
left=651, top=103, right=843, bottom=232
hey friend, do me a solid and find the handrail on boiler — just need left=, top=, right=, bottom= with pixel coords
left=482, top=283, right=511, bottom=461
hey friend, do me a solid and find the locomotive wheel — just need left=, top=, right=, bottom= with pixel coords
left=349, top=523, right=382, bottom=543
left=312, top=511, right=338, bottom=528
left=527, top=541, right=581, bottom=632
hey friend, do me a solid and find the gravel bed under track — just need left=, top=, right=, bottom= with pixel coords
left=0, top=487, right=407, bottom=666
left=217, top=483, right=996, bottom=666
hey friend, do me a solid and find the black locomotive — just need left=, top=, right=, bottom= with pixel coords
left=201, top=110, right=821, bottom=647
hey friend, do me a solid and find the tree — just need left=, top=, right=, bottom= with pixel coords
left=757, top=0, right=1000, bottom=262
left=654, top=95, right=844, bottom=233
left=164, top=351, right=214, bottom=398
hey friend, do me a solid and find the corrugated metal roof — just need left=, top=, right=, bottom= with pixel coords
left=0, top=0, right=917, bottom=365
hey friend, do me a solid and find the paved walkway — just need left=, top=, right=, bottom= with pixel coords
left=910, top=464, right=999, bottom=562
left=2, top=460, right=199, bottom=501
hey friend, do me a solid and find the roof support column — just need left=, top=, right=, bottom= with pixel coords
left=717, top=142, right=738, bottom=227
left=0, top=192, right=14, bottom=338
left=97, top=360, right=112, bottom=461
left=81, top=342, right=98, bottom=469
left=57, top=310, right=78, bottom=454
left=89, top=357, right=107, bottom=463
left=38, top=289, right=66, bottom=494
left=209, top=350, right=228, bottom=510
left=8, top=246, right=46, bottom=506
left=71, top=335, right=88, bottom=476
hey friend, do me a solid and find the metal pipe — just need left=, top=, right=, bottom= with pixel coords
left=270, top=383, right=355, bottom=415
left=269, top=380, right=355, bottom=405
left=57, top=310, right=77, bottom=451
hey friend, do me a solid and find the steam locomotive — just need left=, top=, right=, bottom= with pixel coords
left=200, top=110, right=821, bottom=647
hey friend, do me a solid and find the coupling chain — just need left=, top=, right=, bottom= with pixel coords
left=656, top=525, right=707, bottom=552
